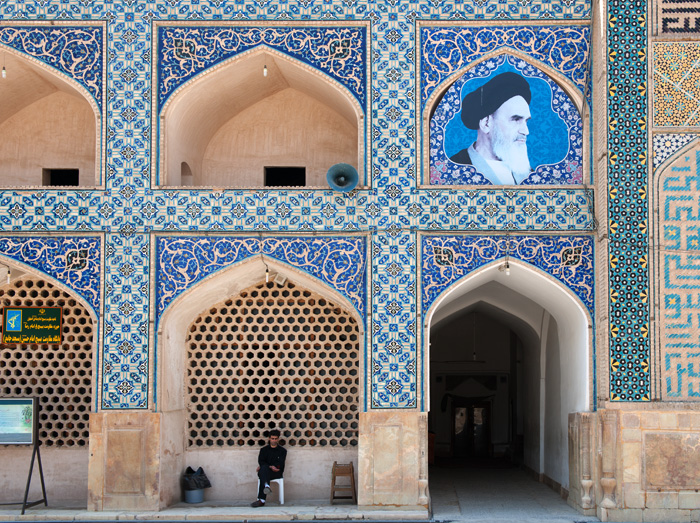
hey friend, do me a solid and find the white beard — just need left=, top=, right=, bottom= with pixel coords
left=492, top=129, right=531, bottom=178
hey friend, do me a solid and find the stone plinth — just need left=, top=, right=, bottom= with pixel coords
left=357, top=411, right=429, bottom=511
left=88, top=411, right=163, bottom=511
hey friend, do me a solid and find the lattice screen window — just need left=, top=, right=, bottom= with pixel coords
left=186, top=280, right=360, bottom=448
left=0, top=278, right=94, bottom=447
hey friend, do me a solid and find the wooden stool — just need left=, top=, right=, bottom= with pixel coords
left=330, top=461, right=357, bottom=504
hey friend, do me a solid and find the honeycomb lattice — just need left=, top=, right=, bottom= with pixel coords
left=0, top=278, right=94, bottom=447
left=186, top=280, right=360, bottom=448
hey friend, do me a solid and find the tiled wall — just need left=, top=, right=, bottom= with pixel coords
left=3, top=0, right=661, bottom=412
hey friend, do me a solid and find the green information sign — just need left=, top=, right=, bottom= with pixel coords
left=2, top=307, right=62, bottom=344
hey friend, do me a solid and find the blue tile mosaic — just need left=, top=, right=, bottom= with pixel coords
left=156, top=236, right=367, bottom=321
left=429, top=54, right=585, bottom=186
left=101, top=233, right=150, bottom=409
left=656, top=146, right=700, bottom=400
left=0, top=236, right=101, bottom=314
left=157, top=24, right=368, bottom=110
left=0, top=0, right=615, bottom=411
left=421, top=235, right=594, bottom=316
left=653, top=134, right=699, bottom=171
left=0, top=24, right=104, bottom=110
left=418, top=24, right=591, bottom=112
left=608, top=0, right=649, bottom=401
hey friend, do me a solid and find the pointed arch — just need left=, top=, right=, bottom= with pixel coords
left=157, top=46, right=364, bottom=188
left=0, top=44, right=101, bottom=187
left=156, top=254, right=364, bottom=502
left=424, top=259, right=592, bottom=488
left=424, top=48, right=585, bottom=121
left=158, top=254, right=365, bottom=413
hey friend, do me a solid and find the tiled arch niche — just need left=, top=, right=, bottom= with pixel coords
left=156, top=246, right=365, bottom=501
left=0, top=25, right=104, bottom=188
left=155, top=24, right=368, bottom=189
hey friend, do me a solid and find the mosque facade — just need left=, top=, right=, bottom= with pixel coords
left=0, top=0, right=698, bottom=521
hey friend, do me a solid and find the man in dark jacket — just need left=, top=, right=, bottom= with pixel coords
left=251, top=429, right=287, bottom=507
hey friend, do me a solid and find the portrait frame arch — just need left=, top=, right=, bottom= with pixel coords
left=421, top=50, right=588, bottom=188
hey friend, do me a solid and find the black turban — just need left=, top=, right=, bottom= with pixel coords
left=460, top=72, right=531, bottom=130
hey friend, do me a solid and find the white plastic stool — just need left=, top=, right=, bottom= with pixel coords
left=257, top=477, right=284, bottom=504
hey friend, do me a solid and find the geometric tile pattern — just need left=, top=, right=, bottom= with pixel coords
left=102, top=233, right=150, bottom=409
left=658, top=147, right=700, bottom=399
left=608, top=0, right=650, bottom=401
left=656, top=0, right=700, bottom=34
left=155, top=235, right=367, bottom=320
left=0, top=1, right=596, bottom=410
left=421, top=235, right=594, bottom=316
left=157, top=24, right=368, bottom=110
left=0, top=236, right=101, bottom=314
left=0, top=24, right=104, bottom=109
left=653, top=133, right=698, bottom=171
left=653, top=42, right=700, bottom=127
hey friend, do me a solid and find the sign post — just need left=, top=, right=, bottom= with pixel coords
left=0, top=398, right=48, bottom=514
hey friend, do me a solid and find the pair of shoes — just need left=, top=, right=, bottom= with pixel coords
left=263, top=484, right=272, bottom=495
left=251, top=499, right=265, bottom=507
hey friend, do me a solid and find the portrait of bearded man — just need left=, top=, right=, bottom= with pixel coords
left=449, top=72, right=533, bottom=185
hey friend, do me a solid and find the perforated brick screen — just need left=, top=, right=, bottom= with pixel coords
left=0, top=278, right=94, bottom=447
left=186, top=280, right=360, bottom=448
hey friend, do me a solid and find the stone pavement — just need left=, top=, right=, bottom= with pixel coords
left=429, top=465, right=599, bottom=523
left=0, top=465, right=606, bottom=523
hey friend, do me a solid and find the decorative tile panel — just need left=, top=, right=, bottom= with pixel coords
left=429, top=54, right=585, bottom=186
left=0, top=24, right=104, bottom=110
left=653, top=42, right=700, bottom=128
left=101, top=233, right=150, bottom=409
left=156, top=235, right=367, bottom=321
left=421, top=235, right=594, bottom=316
left=655, top=0, right=700, bottom=35
left=653, top=133, right=698, bottom=171
left=0, top=0, right=598, bottom=412
left=157, top=24, right=368, bottom=110
left=419, top=24, right=591, bottom=112
left=0, top=236, right=101, bottom=314
left=657, top=146, right=700, bottom=399
left=608, top=0, right=649, bottom=401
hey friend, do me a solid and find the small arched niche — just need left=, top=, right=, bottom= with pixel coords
left=424, top=52, right=585, bottom=187
left=159, top=47, right=363, bottom=189
left=0, top=47, right=100, bottom=188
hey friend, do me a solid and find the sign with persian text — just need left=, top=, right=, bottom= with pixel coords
left=2, top=307, right=62, bottom=344
left=0, top=398, right=35, bottom=444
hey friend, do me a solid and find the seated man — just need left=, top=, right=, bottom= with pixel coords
left=251, top=429, right=287, bottom=507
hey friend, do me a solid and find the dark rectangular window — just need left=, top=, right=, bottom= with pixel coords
left=264, top=167, right=305, bottom=187
left=42, top=169, right=79, bottom=186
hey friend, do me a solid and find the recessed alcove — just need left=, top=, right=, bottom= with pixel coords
left=159, top=48, right=363, bottom=188
left=0, top=49, right=99, bottom=187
